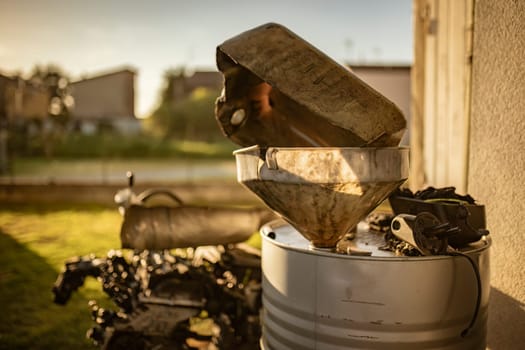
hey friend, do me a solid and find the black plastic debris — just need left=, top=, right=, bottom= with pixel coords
left=389, top=186, right=489, bottom=248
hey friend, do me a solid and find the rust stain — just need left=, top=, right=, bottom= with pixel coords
left=340, top=299, right=385, bottom=306
left=347, top=334, right=379, bottom=340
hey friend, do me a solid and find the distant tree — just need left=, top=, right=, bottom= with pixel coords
left=29, top=64, right=74, bottom=125
left=146, top=68, right=224, bottom=142
left=160, top=66, right=185, bottom=105
left=27, top=64, right=75, bottom=157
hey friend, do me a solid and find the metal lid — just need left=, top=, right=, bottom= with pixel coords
left=215, top=23, right=407, bottom=147
left=260, top=219, right=491, bottom=260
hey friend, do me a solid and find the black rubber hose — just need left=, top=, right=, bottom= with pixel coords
left=447, top=251, right=482, bottom=338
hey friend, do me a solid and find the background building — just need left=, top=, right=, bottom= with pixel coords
left=0, top=73, right=50, bottom=123
left=0, top=73, right=51, bottom=172
left=69, top=68, right=139, bottom=134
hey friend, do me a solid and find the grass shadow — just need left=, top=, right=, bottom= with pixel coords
left=0, top=229, right=103, bottom=350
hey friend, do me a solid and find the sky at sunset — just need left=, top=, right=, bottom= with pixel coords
left=0, top=0, right=412, bottom=117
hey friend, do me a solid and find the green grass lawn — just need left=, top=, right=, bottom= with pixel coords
left=0, top=203, right=123, bottom=350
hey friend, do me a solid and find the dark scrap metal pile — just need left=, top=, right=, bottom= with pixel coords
left=366, top=212, right=422, bottom=256
left=53, top=246, right=262, bottom=350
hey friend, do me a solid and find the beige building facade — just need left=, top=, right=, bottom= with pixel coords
left=411, top=0, right=525, bottom=348
left=70, top=68, right=139, bottom=134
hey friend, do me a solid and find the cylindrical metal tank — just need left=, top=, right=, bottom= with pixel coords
left=260, top=220, right=490, bottom=350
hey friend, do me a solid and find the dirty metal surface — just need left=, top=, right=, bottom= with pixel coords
left=234, top=146, right=409, bottom=248
left=215, top=23, right=406, bottom=148
left=120, top=205, right=275, bottom=250
left=259, top=220, right=491, bottom=349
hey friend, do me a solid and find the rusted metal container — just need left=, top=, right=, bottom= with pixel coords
left=120, top=205, right=275, bottom=250
left=234, top=145, right=409, bottom=247
left=260, top=220, right=491, bottom=350
left=216, top=23, right=407, bottom=148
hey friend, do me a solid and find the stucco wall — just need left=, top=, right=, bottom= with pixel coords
left=468, top=0, right=525, bottom=348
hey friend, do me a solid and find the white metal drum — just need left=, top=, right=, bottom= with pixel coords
left=260, top=220, right=490, bottom=350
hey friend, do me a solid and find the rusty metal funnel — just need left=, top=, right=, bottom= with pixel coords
left=234, top=146, right=409, bottom=248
